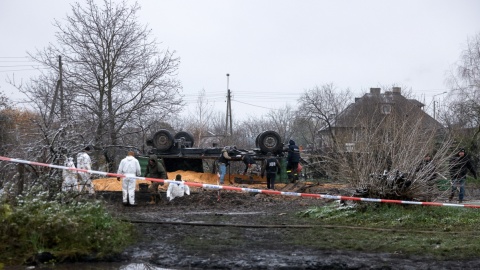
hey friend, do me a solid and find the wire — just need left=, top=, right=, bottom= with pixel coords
left=0, top=65, right=43, bottom=68
left=0, top=60, right=35, bottom=63
left=232, top=99, right=292, bottom=110
left=0, top=68, right=49, bottom=73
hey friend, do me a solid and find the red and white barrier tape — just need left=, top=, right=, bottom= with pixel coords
left=0, top=155, right=477, bottom=208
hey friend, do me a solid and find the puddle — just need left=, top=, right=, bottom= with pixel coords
left=186, top=211, right=264, bottom=215
left=6, top=262, right=179, bottom=270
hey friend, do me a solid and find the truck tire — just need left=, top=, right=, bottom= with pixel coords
left=152, top=129, right=174, bottom=152
left=174, top=131, right=195, bottom=148
left=258, top=130, right=282, bottom=154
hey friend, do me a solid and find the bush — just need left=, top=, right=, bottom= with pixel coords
left=0, top=192, right=134, bottom=265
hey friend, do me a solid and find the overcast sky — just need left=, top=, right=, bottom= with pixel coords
left=1, top=0, right=479, bottom=121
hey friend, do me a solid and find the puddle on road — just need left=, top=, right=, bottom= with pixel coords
left=7, top=262, right=180, bottom=270
left=185, top=211, right=265, bottom=215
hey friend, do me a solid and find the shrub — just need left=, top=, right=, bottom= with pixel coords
left=0, top=192, right=134, bottom=265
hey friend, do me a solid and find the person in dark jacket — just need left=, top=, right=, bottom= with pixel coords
left=261, top=152, right=281, bottom=190
left=287, top=139, right=300, bottom=183
left=218, top=146, right=232, bottom=185
left=144, top=155, right=167, bottom=204
left=449, top=149, right=477, bottom=203
left=242, top=152, right=258, bottom=178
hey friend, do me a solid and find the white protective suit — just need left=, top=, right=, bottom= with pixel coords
left=117, top=155, right=141, bottom=205
left=62, top=157, right=78, bottom=191
left=76, top=151, right=94, bottom=194
left=166, top=181, right=191, bottom=201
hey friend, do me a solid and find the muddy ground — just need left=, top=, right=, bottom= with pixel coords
left=93, top=182, right=480, bottom=270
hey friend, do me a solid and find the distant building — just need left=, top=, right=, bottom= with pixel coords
left=318, top=87, right=444, bottom=152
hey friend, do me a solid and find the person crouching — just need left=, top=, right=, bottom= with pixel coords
left=167, top=174, right=190, bottom=201
left=144, top=155, right=167, bottom=204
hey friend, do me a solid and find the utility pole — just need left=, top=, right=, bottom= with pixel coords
left=48, top=56, right=64, bottom=124
left=58, top=56, right=66, bottom=166
left=225, top=73, right=232, bottom=137
left=59, top=56, right=64, bottom=122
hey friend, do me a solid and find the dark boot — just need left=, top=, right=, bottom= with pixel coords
left=290, top=175, right=296, bottom=183
left=148, top=195, right=156, bottom=205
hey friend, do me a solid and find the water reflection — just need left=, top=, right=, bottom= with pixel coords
left=119, top=263, right=174, bottom=270
left=6, top=262, right=176, bottom=270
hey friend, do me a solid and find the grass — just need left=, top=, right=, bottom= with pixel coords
left=0, top=192, right=135, bottom=266
left=4, top=183, right=480, bottom=265
left=168, top=198, right=480, bottom=261
left=294, top=202, right=480, bottom=260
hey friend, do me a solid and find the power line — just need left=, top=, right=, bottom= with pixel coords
left=0, top=60, right=35, bottom=63
left=232, top=99, right=278, bottom=110
left=181, top=95, right=301, bottom=104
left=0, top=68, right=49, bottom=73
left=0, top=65, right=43, bottom=68
left=183, top=91, right=301, bottom=101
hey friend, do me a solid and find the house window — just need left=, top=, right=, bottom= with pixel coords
left=381, top=104, right=392, bottom=114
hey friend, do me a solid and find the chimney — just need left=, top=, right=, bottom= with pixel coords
left=355, top=97, right=360, bottom=103
left=370, top=88, right=381, bottom=95
left=392, top=87, right=401, bottom=95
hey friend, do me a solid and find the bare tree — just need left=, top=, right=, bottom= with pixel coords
left=209, top=112, right=230, bottom=147
left=443, top=32, right=480, bottom=152
left=297, top=83, right=352, bottom=152
left=290, top=113, right=323, bottom=152
left=265, top=105, right=296, bottom=144
left=0, top=105, right=63, bottom=198
left=26, top=0, right=183, bottom=149
left=1, top=0, right=185, bottom=189
left=238, top=116, right=271, bottom=148
left=0, top=92, right=13, bottom=155
left=296, top=84, right=455, bottom=200
left=182, top=89, right=215, bottom=148
left=455, top=32, right=480, bottom=90
left=0, top=91, right=10, bottom=109
left=335, top=100, right=452, bottom=200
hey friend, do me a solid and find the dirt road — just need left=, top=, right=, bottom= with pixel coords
left=97, top=183, right=480, bottom=270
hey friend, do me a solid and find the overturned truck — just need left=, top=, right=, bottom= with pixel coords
left=142, top=129, right=288, bottom=178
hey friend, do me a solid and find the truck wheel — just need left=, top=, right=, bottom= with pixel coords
left=258, top=131, right=282, bottom=154
left=174, top=131, right=195, bottom=148
left=152, top=129, right=174, bottom=151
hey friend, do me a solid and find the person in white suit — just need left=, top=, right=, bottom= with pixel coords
left=62, top=157, right=78, bottom=191
left=77, top=146, right=94, bottom=194
left=117, top=151, right=141, bottom=206
left=167, top=174, right=190, bottom=201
